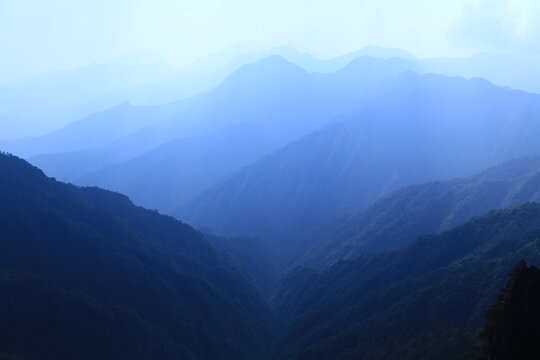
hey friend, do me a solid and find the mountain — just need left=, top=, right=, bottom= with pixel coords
left=75, top=123, right=292, bottom=212
left=73, top=49, right=540, bottom=126
left=0, top=45, right=310, bottom=144
left=281, top=47, right=540, bottom=94
left=17, top=51, right=407, bottom=161
left=29, top=56, right=413, bottom=211
left=4, top=46, right=539, bottom=143
left=179, top=72, right=540, bottom=246
left=272, top=202, right=540, bottom=359
left=267, top=47, right=540, bottom=94
left=307, top=46, right=416, bottom=73
left=15, top=52, right=540, bottom=222
left=108, top=55, right=409, bottom=150
left=0, top=45, right=292, bottom=142
left=0, top=53, right=177, bottom=139
left=4, top=101, right=184, bottom=159
left=1, top=51, right=293, bottom=156
left=262, top=46, right=415, bottom=74
left=92, top=45, right=291, bottom=108
left=0, top=153, right=273, bottom=359
left=10, top=48, right=535, bottom=157
left=2, top=45, right=412, bottom=147
left=420, top=51, right=540, bottom=95
left=301, top=156, right=540, bottom=269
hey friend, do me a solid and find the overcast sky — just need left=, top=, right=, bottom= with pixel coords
left=1, top=0, right=539, bottom=81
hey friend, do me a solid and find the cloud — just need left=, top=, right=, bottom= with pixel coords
left=450, top=0, right=540, bottom=52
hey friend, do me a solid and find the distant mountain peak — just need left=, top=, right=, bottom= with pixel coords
left=243, top=55, right=305, bottom=72
left=219, top=55, right=308, bottom=88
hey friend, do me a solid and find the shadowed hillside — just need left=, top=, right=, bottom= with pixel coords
left=0, top=153, right=274, bottom=360
left=273, top=203, right=540, bottom=359
left=301, top=156, right=540, bottom=268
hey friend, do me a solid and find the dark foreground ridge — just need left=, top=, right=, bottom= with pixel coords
left=0, top=153, right=274, bottom=360
left=273, top=202, right=540, bottom=359
left=2, top=153, right=540, bottom=359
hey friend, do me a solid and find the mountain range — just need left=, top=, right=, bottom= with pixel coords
left=4, top=44, right=540, bottom=359
left=27, top=55, right=412, bottom=211
left=24, top=54, right=540, bottom=218
left=0, top=52, right=177, bottom=139
left=179, top=72, right=540, bottom=245
left=0, top=45, right=415, bottom=142
left=273, top=202, right=540, bottom=359
left=300, top=156, right=540, bottom=268
left=3, top=153, right=540, bottom=359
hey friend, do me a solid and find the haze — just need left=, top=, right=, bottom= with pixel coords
left=3, top=1, right=540, bottom=358
left=2, top=0, right=540, bottom=82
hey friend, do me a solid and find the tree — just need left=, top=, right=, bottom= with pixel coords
left=477, top=260, right=540, bottom=359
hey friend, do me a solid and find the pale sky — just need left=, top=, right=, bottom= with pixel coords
left=1, top=0, right=539, bottom=81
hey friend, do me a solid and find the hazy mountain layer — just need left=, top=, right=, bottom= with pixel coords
left=30, top=55, right=413, bottom=210
left=4, top=45, right=540, bottom=142
left=179, top=72, right=540, bottom=245
left=0, top=53, right=177, bottom=139
left=77, top=123, right=293, bottom=212
left=301, top=156, right=540, bottom=268
left=15, top=50, right=540, bottom=218
left=2, top=46, right=413, bottom=149
left=6, top=101, right=185, bottom=159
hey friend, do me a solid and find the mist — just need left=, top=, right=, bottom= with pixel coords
left=1, top=1, right=540, bottom=359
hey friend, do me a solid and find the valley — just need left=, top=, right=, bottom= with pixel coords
left=2, top=6, right=540, bottom=357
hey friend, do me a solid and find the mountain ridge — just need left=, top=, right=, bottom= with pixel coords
left=178, top=72, right=540, bottom=246
left=0, top=152, right=274, bottom=359
left=299, top=156, right=540, bottom=269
